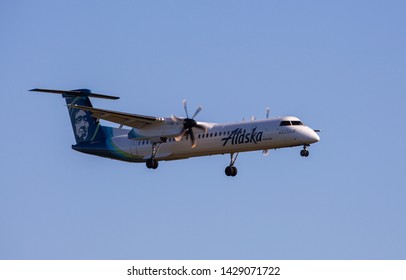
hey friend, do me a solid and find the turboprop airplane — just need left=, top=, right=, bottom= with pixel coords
left=31, top=88, right=320, bottom=176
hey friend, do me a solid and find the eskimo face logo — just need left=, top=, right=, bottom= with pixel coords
left=74, top=110, right=90, bottom=141
left=221, top=127, right=263, bottom=146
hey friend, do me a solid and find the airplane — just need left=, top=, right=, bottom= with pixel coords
left=31, top=88, right=320, bottom=176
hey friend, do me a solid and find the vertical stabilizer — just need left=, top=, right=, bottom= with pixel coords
left=64, top=91, right=105, bottom=143
left=30, top=88, right=119, bottom=144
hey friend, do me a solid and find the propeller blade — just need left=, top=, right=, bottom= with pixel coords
left=189, top=129, right=197, bottom=148
left=182, top=99, right=189, bottom=118
left=171, top=114, right=184, bottom=123
left=196, top=122, right=213, bottom=131
left=194, top=124, right=208, bottom=132
left=191, top=106, right=203, bottom=119
left=173, top=99, right=206, bottom=148
left=174, top=129, right=186, bottom=141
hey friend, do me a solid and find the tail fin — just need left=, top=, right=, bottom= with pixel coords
left=30, top=88, right=119, bottom=144
left=64, top=92, right=106, bottom=143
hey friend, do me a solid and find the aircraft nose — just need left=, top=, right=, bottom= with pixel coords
left=309, top=129, right=320, bottom=143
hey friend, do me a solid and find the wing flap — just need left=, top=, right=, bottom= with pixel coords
left=70, top=104, right=164, bottom=128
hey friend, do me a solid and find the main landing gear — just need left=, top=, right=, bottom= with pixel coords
left=146, top=158, right=159, bottom=169
left=146, top=142, right=161, bottom=169
left=300, top=145, right=310, bottom=157
left=225, top=153, right=239, bottom=177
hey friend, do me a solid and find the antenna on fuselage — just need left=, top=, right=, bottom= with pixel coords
left=265, top=107, right=270, bottom=119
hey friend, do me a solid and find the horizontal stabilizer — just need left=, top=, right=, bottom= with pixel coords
left=30, top=88, right=120, bottom=100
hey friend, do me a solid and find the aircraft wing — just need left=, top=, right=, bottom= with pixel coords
left=70, top=104, right=165, bottom=128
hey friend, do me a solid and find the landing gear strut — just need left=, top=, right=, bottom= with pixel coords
left=300, top=145, right=310, bottom=157
left=225, top=153, right=239, bottom=177
left=146, top=142, right=161, bottom=169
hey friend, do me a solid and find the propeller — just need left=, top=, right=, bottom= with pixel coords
left=172, top=99, right=209, bottom=148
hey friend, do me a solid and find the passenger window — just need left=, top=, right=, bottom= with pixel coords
left=280, top=121, right=291, bottom=126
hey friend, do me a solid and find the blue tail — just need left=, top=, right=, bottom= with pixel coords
left=30, top=88, right=119, bottom=144
left=64, top=92, right=105, bottom=143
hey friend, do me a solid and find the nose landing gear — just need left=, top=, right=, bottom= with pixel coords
left=300, top=145, right=310, bottom=157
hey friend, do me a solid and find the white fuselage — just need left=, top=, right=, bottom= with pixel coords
left=108, top=116, right=320, bottom=162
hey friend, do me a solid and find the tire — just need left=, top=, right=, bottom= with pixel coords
left=231, top=166, right=238, bottom=177
left=146, top=159, right=153, bottom=169
left=225, top=166, right=232, bottom=176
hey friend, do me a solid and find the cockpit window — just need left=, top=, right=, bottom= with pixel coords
left=280, top=120, right=304, bottom=126
left=291, top=121, right=303, bottom=126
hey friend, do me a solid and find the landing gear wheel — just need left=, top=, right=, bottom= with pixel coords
left=300, top=149, right=309, bottom=157
left=225, top=166, right=232, bottom=176
left=225, top=153, right=239, bottom=176
left=231, top=166, right=237, bottom=176
left=146, top=158, right=159, bottom=169
left=225, top=166, right=238, bottom=177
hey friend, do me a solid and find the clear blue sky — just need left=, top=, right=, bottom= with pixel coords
left=1, top=0, right=405, bottom=259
